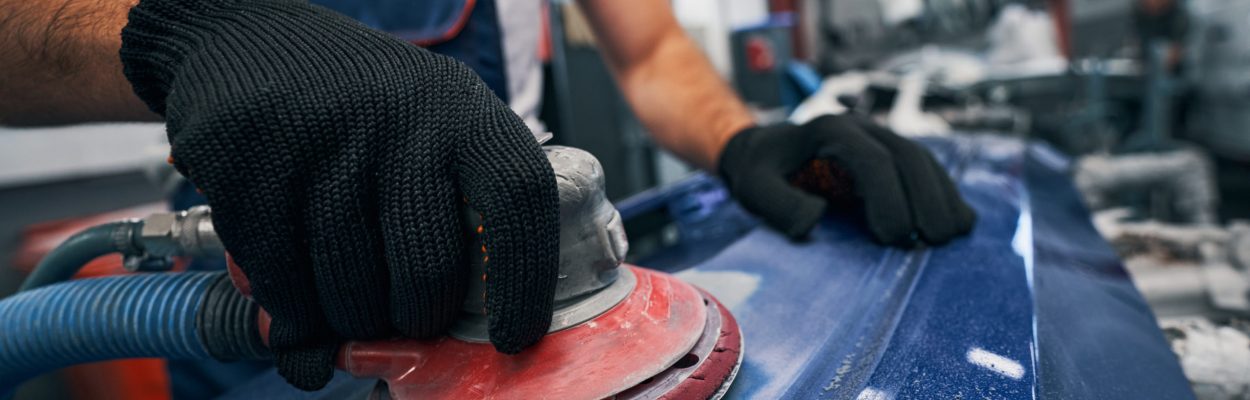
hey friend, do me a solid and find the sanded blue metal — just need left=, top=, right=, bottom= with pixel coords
left=633, top=135, right=1192, bottom=399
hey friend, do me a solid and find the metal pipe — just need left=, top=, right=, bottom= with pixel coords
left=1075, top=148, right=1219, bottom=224
left=19, top=206, right=227, bottom=292
left=450, top=146, right=631, bottom=341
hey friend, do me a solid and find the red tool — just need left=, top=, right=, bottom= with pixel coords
left=227, top=146, right=744, bottom=399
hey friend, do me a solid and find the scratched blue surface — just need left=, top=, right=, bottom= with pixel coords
left=633, top=135, right=1192, bottom=399
left=222, top=135, right=1192, bottom=399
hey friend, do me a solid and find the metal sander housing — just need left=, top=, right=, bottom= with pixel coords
left=453, top=145, right=634, bottom=341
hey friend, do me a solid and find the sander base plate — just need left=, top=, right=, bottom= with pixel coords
left=337, top=265, right=743, bottom=400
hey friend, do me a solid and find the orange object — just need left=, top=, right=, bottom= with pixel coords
left=62, top=359, right=171, bottom=400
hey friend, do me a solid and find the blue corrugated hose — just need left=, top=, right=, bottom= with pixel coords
left=0, top=272, right=219, bottom=394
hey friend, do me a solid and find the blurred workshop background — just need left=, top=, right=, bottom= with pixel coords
left=3, top=0, right=1250, bottom=398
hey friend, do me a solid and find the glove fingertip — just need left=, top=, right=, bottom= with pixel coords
left=958, top=203, right=978, bottom=234
left=867, top=216, right=918, bottom=248
left=489, top=315, right=549, bottom=354
left=491, top=336, right=534, bottom=355
left=779, top=198, right=826, bottom=240
left=274, top=344, right=338, bottom=391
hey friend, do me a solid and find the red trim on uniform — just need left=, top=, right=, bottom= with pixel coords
left=413, top=0, right=477, bottom=47
left=1048, top=0, right=1072, bottom=58
left=538, top=2, right=551, bottom=62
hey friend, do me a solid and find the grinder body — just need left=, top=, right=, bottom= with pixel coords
left=227, top=146, right=743, bottom=399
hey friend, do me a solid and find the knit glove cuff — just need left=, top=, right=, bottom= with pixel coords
left=119, top=0, right=309, bottom=116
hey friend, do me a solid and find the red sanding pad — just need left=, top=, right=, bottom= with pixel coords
left=616, top=287, right=744, bottom=400
left=338, top=265, right=708, bottom=399
left=668, top=288, right=743, bottom=399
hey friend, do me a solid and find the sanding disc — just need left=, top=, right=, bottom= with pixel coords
left=614, top=287, right=744, bottom=400
left=337, top=265, right=708, bottom=399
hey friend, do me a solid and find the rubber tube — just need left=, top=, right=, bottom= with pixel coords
left=18, top=221, right=142, bottom=292
left=0, top=272, right=266, bottom=395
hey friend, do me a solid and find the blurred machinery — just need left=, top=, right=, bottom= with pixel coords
left=804, top=0, right=1024, bottom=73
left=1076, top=148, right=1218, bottom=224
left=1093, top=210, right=1250, bottom=399
left=760, top=1, right=1250, bottom=398
left=1186, top=0, right=1250, bottom=161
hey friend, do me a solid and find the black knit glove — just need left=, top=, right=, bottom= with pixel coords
left=120, top=0, right=559, bottom=391
left=718, top=114, right=975, bottom=245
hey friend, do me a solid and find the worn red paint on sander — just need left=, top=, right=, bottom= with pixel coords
left=615, top=285, right=743, bottom=400
left=230, top=260, right=743, bottom=399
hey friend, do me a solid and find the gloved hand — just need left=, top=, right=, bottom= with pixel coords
left=718, top=114, right=975, bottom=245
left=120, top=0, right=559, bottom=390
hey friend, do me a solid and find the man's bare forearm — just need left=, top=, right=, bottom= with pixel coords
left=613, top=31, right=755, bottom=171
left=1, top=0, right=157, bottom=126
left=579, top=0, right=755, bottom=171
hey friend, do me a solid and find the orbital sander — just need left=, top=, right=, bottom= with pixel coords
left=219, top=145, right=745, bottom=399
left=0, top=144, right=742, bottom=399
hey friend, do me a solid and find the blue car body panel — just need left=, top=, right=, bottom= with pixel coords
left=627, top=135, right=1191, bottom=399
left=221, top=135, right=1192, bottom=399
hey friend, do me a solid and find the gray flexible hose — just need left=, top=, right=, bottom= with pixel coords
left=18, top=221, right=142, bottom=292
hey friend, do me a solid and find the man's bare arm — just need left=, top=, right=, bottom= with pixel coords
left=0, top=0, right=157, bottom=126
left=578, top=0, right=755, bottom=171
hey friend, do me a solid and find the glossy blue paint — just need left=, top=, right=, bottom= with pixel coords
left=630, top=135, right=1192, bottom=399
left=221, top=135, right=1192, bottom=399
